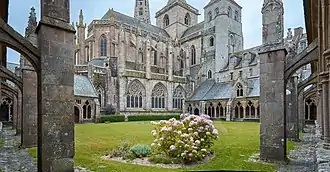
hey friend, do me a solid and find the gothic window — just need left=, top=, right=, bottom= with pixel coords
left=207, top=103, right=215, bottom=118
left=209, top=36, right=215, bottom=46
left=138, top=49, right=144, bottom=63
left=154, top=45, right=158, bottom=65
left=184, top=13, right=191, bottom=25
left=173, top=86, right=184, bottom=109
left=208, top=11, right=213, bottom=21
left=208, top=70, right=212, bottom=79
left=83, top=101, right=92, bottom=119
left=151, top=83, right=167, bottom=109
left=230, top=72, right=233, bottom=80
left=215, top=8, right=220, bottom=16
left=163, top=14, right=170, bottom=27
left=246, top=101, right=256, bottom=118
left=187, top=104, right=193, bottom=114
left=126, top=80, right=145, bottom=108
left=236, top=83, right=243, bottom=97
left=97, top=88, right=104, bottom=108
left=100, top=35, right=107, bottom=56
left=234, top=10, right=239, bottom=21
left=191, top=45, right=196, bottom=65
left=139, top=8, right=143, bottom=16
left=234, top=102, right=244, bottom=119
left=228, top=6, right=232, bottom=18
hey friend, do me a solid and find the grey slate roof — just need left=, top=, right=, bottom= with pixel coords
left=88, top=57, right=106, bottom=67
left=181, top=22, right=204, bottom=38
left=74, top=75, right=98, bottom=98
left=188, top=78, right=260, bottom=101
left=6, top=62, right=19, bottom=73
left=101, top=10, right=170, bottom=38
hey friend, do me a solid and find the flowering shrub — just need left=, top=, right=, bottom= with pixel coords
left=150, top=114, right=218, bottom=163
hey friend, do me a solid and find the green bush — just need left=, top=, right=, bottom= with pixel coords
left=130, top=144, right=152, bottom=158
left=108, top=141, right=135, bottom=160
left=127, top=114, right=180, bottom=122
left=100, top=115, right=125, bottom=123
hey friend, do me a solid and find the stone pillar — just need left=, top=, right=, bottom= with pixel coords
left=145, top=81, right=151, bottom=110
left=168, top=43, right=173, bottom=82
left=12, top=95, right=17, bottom=129
left=320, top=73, right=330, bottom=146
left=226, top=101, right=232, bottom=121
left=167, top=82, right=173, bottom=111
left=259, top=47, right=287, bottom=162
left=317, top=87, right=324, bottom=136
left=146, top=38, right=151, bottom=79
left=21, top=64, right=38, bottom=148
left=36, top=0, right=75, bottom=171
left=286, top=77, right=299, bottom=141
left=94, top=99, right=100, bottom=123
left=16, top=89, right=22, bottom=134
left=298, top=90, right=305, bottom=133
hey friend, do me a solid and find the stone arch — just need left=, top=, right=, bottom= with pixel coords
left=126, top=79, right=145, bottom=108
left=209, top=36, right=215, bottom=47
left=184, top=13, right=191, bottom=25
left=163, top=14, right=169, bottom=27
left=191, top=45, right=196, bottom=65
left=151, top=82, right=167, bottom=109
left=194, top=108, right=200, bottom=115
left=305, top=97, right=317, bottom=121
left=173, top=85, right=185, bottom=109
left=74, top=106, right=80, bottom=123
left=234, top=101, right=244, bottom=119
left=0, top=65, right=23, bottom=91
left=187, top=103, right=193, bottom=114
left=99, top=34, right=107, bottom=56
left=235, top=82, right=244, bottom=97
left=246, top=100, right=256, bottom=118
left=0, top=19, right=40, bottom=71
left=207, top=70, right=212, bottom=79
left=82, top=100, right=92, bottom=119
left=0, top=96, right=12, bottom=122
left=96, top=87, right=105, bottom=108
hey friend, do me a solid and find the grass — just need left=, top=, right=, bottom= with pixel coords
left=286, top=140, right=296, bottom=155
left=29, top=122, right=278, bottom=171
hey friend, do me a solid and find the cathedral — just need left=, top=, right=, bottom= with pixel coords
left=72, top=0, right=311, bottom=120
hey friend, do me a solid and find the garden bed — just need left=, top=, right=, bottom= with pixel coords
left=101, top=154, right=215, bottom=169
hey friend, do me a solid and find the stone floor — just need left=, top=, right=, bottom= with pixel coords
left=0, top=125, right=37, bottom=172
left=278, top=125, right=317, bottom=172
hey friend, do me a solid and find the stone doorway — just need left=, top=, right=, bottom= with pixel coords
left=194, top=108, right=199, bottom=115
left=0, top=102, right=9, bottom=121
left=74, top=106, right=80, bottom=123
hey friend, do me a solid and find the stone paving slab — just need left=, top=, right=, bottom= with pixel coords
left=277, top=125, right=317, bottom=172
left=0, top=126, right=37, bottom=172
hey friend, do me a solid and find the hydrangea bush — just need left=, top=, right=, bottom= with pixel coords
left=150, top=114, right=218, bottom=163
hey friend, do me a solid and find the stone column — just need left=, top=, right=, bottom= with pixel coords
left=259, top=47, right=287, bottom=162
left=94, top=99, right=100, bottom=123
left=145, top=81, right=151, bottom=110
left=36, top=0, right=75, bottom=171
left=16, top=89, right=22, bottom=135
left=286, top=77, right=299, bottom=141
left=226, top=101, right=232, bottom=121
left=298, top=91, right=305, bottom=133
left=320, top=73, right=330, bottom=146
left=168, top=43, right=173, bottom=82
left=146, top=38, right=151, bottom=79
left=12, top=95, right=17, bottom=129
left=317, top=87, right=324, bottom=136
left=21, top=64, right=38, bottom=148
left=307, top=104, right=311, bottom=120
left=167, top=82, right=173, bottom=111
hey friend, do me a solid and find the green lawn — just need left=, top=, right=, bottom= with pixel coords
left=29, top=122, right=280, bottom=171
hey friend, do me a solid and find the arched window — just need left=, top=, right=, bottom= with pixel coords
left=208, top=11, right=213, bottom=21
left=234, top=10, right=239, bottom=21
left=215, top=8, right=220, bottom=16
left=83, top=101, right=92, bottom=119
left=187, top=104, right=193, bottom=114
left=246, top=101, right=256, bottom=118
left=207, top=103, right=215, bottom=118
left=139, top=7, right=143, bottom=16
left=184, top=13, right=191, bottom=25
left=100, top=35, right=107, bottom=56
left=191, top=45, right=196, bottom=65
left=234, top=102, right=244, bottom=119
left=236, top=83, right=243, bottom=97
left=228, top=6, right=232, bottom=18
left=152, top=83, right=167, bottom=109
left=163, top=14, right=169, bottom=27
left=209, top=36, right=214, bottom=46
left=173, top=86, right=184, bottom=109
left=208, top=70, right=212, bottom=79
left=126, top=80, right=145, bottom=108
left=154, top=45, right=158, bottom=65
left=138, top=49, right=144, bottom=63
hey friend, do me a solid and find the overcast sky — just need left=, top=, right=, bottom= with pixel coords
left=6, top=0, right=305, bottom=64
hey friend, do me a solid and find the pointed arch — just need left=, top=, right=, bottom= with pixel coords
left=184, top=13, right=191, bottom=25
left=236, top=83, right=243, bottom=97
left=163, top=14, right=169, bottom=27
left=99, top=34, right=107, bottom=56
left=209, top=36, right=215, bottom=47
left=126, top=79, right=145, bottom=108
left=208, top=70, right=212, bottom=79
left=191, top=45, right=196, bottom=65
left=152, top=82, right=167, bottom=109
left=97, top=87, right=105, bottom=108
left=173, top=85, right=185, bottom=109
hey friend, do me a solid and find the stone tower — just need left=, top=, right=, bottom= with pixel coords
left=261, top=0, right=284, bottom=45
left=134, top=0, right=151, bottom=24
left=76, top=9, right=86, bottom=64
left=155, top=0, right=199, bottom=39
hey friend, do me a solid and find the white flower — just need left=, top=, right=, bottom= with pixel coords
left=212, top=129, right=218, bottom=135
left=154, top=139, right=158, bottom=142
left=206, top=132, right=210, bottom=135
left=201, top=138, right=205, bottom=142
left=181, top=152, right=186, bottom=157
left=195, top=140, right=200, bottom=144
left=170, top=145, right=176, bottom=151
left=177, top=131, right=182, bottom=135
left=151, top=143, right=155, bottom=147
left=192, top=150, right=197, bottom=153
left=158, top=143, right=161, bottom=147
left=201, top=149, right=207, bottom=152
left=188, top=128, right=193, bottom=132
left=153, top=133, right=157, bottom=136
left=160, top=137, right=164, bottom=141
